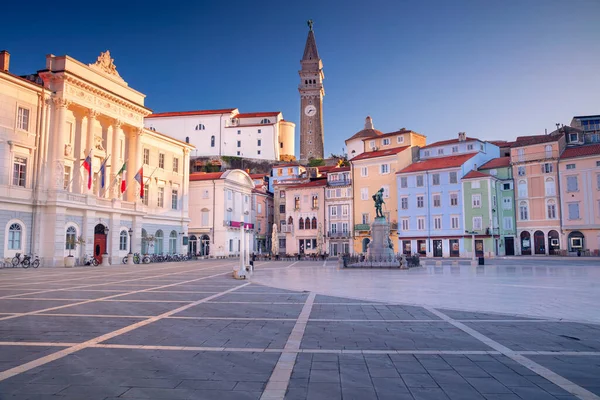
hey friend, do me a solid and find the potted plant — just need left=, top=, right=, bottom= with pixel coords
left=141, top=235, right=155, bottom=255
left=65, top=235, right=86, bottom=267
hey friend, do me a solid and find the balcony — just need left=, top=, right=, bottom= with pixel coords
left=281, top=225, right=293, bottom=233
left=223, top=220, right=255, bottom=229
left=328, top=179, right=352, bottom=187
left=354, top=224, right=370, bottom=232
left=328, top=231, right=351, bottom=238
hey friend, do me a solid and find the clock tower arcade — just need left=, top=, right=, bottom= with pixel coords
left=299, top=20, right=325, bottom=161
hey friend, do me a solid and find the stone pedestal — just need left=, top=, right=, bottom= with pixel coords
left=368, top=217, right=395, bottom=259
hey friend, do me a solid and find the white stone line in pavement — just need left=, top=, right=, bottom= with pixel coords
left=233, top=292, right=307, bottom=295
left=307, top=318, right=556, bottom=323
left=426, top=307, right=600, bottom=400
left=0, top=341, right=77, bottom=347
left=0, top=262, right=236, bottom=300
left=516, top=351, right=600, bottom=356
left=0, top=268, right=239, bottom=322
left=261, top=292, right=316, bottom=400
left=35, top=313, right=153, bottom=319
left=166, top=316, right=298, bottom=321
left=0, top=282, right=251, bottom=383
left=207, top=301, right=306, bottom=305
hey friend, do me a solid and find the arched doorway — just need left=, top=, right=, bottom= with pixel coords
left=188, top=235, right=197, bottom=256
left=141, top=229, right=148, bottom=254
left=94, top=224, right=107, bottom=263
left=548, top=230, right=560, bottom=255
left=568, top=231, right=585, bottom=253
left=362, top=238, right=370, bottom=253
left=200, top=235, right=210, bottom=256
left=534, top=231, right=545, bottom=255
left=154, top=230, right=163, bottom=255
left=520, top=231, right=531, bottom=255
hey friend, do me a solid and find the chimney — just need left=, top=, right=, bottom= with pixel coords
left=364, top=116, right=374, bottom=130
left=0, top=50, right=10, bottom=72
left=458, top=132, right=466, bottom=142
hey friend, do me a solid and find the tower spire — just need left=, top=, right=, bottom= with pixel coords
left=302, top=20, right=320, bottom=61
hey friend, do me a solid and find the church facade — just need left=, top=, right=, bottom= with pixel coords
left=298, top=21, right=325, bottom=161
left=0, top=50, right=194, bottom=267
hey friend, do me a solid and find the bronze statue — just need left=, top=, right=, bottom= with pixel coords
left=307, top=20, right=314, bottom=31
left=372, top=188, right=385, bottom=218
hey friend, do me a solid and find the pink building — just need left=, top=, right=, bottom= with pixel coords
left=559, top=143, right=600, bottom=255
left=250, top=174, right=273, bottom=254
left=510, top=134, right=566, bottom=255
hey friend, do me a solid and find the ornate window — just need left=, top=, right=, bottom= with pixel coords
left=260, top=119, right=271, bottom=124
left=298, top=218, right=304, bottom=230
left=8, top=223, right=22, bottom=250
left=169, top=231, right=177, bottom=254
left=195, top=124, right=205, bottom=130
left=288, top=216, right=293, bottom=225
left=65, top=226, right=76, bottom=250
left=154, top=230, right=164, bottom=255
left=119, top=230, right=128, bottom=251
left=311, top=217, right=317, bottom=230
left=210, top=136, right=215, bottom=147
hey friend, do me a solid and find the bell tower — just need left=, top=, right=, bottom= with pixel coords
left=299, top=20, right=325, bottom=161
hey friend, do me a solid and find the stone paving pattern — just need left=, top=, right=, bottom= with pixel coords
left=0, top=259, right=596, bottom=399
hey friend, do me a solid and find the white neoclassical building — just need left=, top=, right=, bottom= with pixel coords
left=0, top=50, right=194, bottom=266
left=188, top=170, right=256, bottom=257
left=144, top=109, right=295, bottom=162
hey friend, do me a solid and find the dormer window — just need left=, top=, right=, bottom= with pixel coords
left=260, top=119, right=271, bottom=124
left=569, top=133, right=578, bottom=142
left=423, top=150, right=430, bottom=157
left=195, top=124, right=205, bottom=130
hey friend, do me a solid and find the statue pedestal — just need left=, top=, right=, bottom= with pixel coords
left=368, top=217, right=394, bottom=259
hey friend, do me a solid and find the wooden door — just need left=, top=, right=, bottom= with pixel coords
left=94, top=234, right=106, bottom=263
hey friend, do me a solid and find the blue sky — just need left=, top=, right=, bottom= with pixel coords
left=2, top=0, right=599, bottom=156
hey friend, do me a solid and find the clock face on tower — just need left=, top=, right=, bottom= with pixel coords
left=304, top=105, right=317, bottom=116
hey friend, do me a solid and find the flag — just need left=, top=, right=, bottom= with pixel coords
left=134, top=167, right=144, bottom=199
left=99, top=158, right=108, bottom=188
left=82, top=155, right=92, bottom=190
left=117, top=162, right=127, bottom=193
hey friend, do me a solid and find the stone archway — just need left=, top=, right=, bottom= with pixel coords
left=568, top=231, right=585, bottom=253
left=520, top=231, right=531, bottom=255
left=93, top=224, right=107, bottom=263
left=200, top=234, right=210, bottom=256
left=534, top=231, right=545, bottom=255
left=548, top=230, right=560, bottom=255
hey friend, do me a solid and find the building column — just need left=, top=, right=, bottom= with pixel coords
left=111, top=120, right=123, bottom=199
left=127, top=128, right=144, bottom=202
left=84, top=109, right=98, bottom=194
left=73, top=115, right=85, bottom=194
left=182, top=148, right=190, bottom=217
left=50, top=98, right=71, bottom=190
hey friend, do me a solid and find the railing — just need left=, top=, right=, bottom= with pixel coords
left=328, top=179, right=352, bottom=186
left=97, top=198, right=112, bottom=208
left=121, top=201, right=135, bottom=211
left=354, top=224, right=370, bottom=232
left=281, top=225, right=293, bottom=233
left=65, top=193, right=86, bottom=203
left=328, top=231, right=351, bottom=238
left=223, top=220, right=255, bottom=229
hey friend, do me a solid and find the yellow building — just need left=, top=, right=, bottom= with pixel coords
left=349, top=125, right=425, bottom=254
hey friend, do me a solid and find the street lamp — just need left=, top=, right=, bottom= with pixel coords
left=235, top=210, right=250, bottom=279
left=465, top=230, right=478, bottom=261
left=127, top=228, right=134, bottom=265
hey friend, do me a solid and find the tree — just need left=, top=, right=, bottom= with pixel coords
left=308, top=158, right=325, bottom=167
left=330, top=152, right=349, bottom=167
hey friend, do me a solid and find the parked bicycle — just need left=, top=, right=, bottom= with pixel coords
left=83, top=254, right=99, bottom=267
left=11, top=253, right=40, bottom=268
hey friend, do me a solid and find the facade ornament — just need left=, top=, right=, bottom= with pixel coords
left=113, top=119, right=123, bottom=129
left=52, top=97, right=71, bottom=108
left=87, top=109, right=99, bottom=119
left=89, top=51, right=122, bottom=79
left=136, top=127, right=145, bottom=137
left=95, top=136, right=105, bottom=151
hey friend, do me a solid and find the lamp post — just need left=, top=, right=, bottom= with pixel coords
left=465, top=230, right=477, bottom=261
left=127, top=228, right=134, bottom=265
left=235, top=210, right=249, bottom=279
left=102, top=225, right=110, bottom=267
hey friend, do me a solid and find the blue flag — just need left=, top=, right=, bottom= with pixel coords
left=99, top=158, right=108, bottom=188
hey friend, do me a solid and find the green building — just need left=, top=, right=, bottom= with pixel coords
left=462, top=157, right=516, bottom=257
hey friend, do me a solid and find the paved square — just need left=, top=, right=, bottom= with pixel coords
left=0, top=259, right=598, bottom=400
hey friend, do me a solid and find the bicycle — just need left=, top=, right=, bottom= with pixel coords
left=11, top=253, right=39, bottom=268
left=83, top=254, right=99, bottom=267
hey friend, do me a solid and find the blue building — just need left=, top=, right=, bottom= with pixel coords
left=396, top=133, right=499, bottom=257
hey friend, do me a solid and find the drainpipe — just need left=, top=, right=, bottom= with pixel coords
left=426, top=171, right=431, bottom=255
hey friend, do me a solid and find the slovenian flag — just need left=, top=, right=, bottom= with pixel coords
left=134, top=167, right=143, bottom=199
left=117, top=162, right=127, bottom=193
left=99, top=158, right=108, bottom=188
left=82, top=154, right=92, bottom=190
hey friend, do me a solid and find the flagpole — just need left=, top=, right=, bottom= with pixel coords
left=137, top=166, right=158, bottom=201
left=99, top=154, right=112, bottom=198
left=66, top=150, right=92, bottom=191
left=105, top=159, right=128, bottom=199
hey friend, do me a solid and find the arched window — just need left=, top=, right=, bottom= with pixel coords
left=119, top=230, right=128, bottom=251
left=155, top=230, right=163, bottom=255
left=260, top=119, right=271, bottom=124
left=545, top=145, right=552, bottom=159
left=298, top=218, right=304, bottom=230
left=141, top=228, right=148, bottom=254
left=305, top=80, right=308, bottom=84
left=305, top=217, right=311, bottom=229
left=149, top=127, right=156, bottom=131
left=8, top=223, right=22, bottom=250
left=518, top=180, right=527, bottom=198
left=195, top=124, right=205, bottom=131
left=210, top=136, right=215, bottom=147
left=169, top=230, right=177, bottom=254
left=185, top=136, right=190, bottom=143
left=288, top=216, right=293, bottom=225
left=311, top=217, right=317, bottom=230
left=547, top=199, right=557, bottom=219
left=545, top=177, right=556, bottom=196
left=65, top=226, right=76, bottom=250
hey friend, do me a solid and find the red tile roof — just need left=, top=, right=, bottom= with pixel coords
left=350, top=146, right=410, bottom=162
left=250, top=174, right=267, bottom=179
left=488, top=140, right=513, bottom=148
left=560, top=143, right=600, bottom=159
left=479, top=157, right=511, bottom=169
left=146, top=109, right=236, bottom=118
left=346, top=128, right=383, bottom=142
left=398, top=153, right=477, bottom=174
left=233, top=112, right=280, bottom=119
left=189, top=172, right=224, bottom=181
left=327, top=166, right=351, bottom=172
left=512, top=133, right=563, bottom=147
left=285, top=179, right=328, bottom=189
left=462, top=170, right=489, bottom=180
left=275, top=163, right=303, bottom=168
left=421, top=137, right=478, bottom=149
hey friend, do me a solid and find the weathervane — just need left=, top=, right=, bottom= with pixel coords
left=307, top=19, right=314, bottom=31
